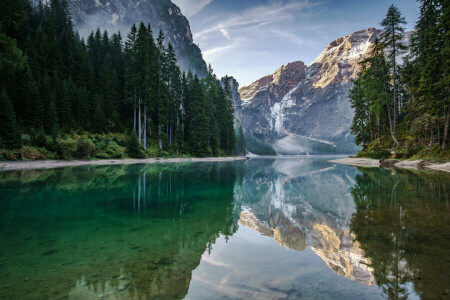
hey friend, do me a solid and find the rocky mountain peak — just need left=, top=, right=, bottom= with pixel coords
left=237, top=28, right=395, bottom=154
left=310, top=28, right=379, bottom=89
left=239, top=60, right=306, bottom=102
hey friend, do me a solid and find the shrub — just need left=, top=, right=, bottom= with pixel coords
left=93, top=135, right=108, bottom=152
left=95, top=152, right=110, bottom=159
left=105, top=141, right=123, bottom=158
left=127, top=131, right=144, bottom=158
left=57, top=138, right=77, bottom=159
left=0, top=149, right=19, bottom=161
left=76, top=139, right=95, bottom=158
left=30, top=130, right=48, bottom=148
left=20, top=146, right=47, bottom=160
left=357, top=148, right=391, bottom=159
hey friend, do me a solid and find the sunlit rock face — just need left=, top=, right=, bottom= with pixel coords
left=237, top=158, right=375, bottom=285
left=239, top=28, right=383, bottom=154
left=67, top=0, right=207, bottom=77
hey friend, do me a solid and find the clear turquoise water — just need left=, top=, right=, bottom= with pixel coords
left=0, top=157, right=449, bottom=299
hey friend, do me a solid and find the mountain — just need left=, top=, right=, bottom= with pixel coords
left=239, top=28, right=384, bottom=155
left=67, top=0, right=207, bottom=77
left=236, top=158, right=375, bottom=285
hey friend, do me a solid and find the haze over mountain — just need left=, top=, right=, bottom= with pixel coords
left=67, top=0, right=207, bottom=77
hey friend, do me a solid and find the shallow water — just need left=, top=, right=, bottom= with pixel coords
left=0, top=156, right=449, bottom=299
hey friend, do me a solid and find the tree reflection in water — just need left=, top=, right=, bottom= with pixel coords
left=350, top=167, right=450, bottom=300
left=0, top=162, right=242, bottom=299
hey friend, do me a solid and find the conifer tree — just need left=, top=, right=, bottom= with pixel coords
left=189, top=75, right=209, bottom=156
left=380, top=4, right=407, bottom=146
left=0, top=89, right=22, bottom=149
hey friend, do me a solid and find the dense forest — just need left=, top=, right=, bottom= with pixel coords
left=0, top=0, right=246, bottom=160
left=349, top=1, right=449, bottom=160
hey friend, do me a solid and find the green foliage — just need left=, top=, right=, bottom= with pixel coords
left=127, top=131, right=144, bottom=158
left=0, top=89, right=22, bottom=149
left=0, top=0, right=237, bottom=159
left=357, top=148, right=391, bottom=159
left=76, top=139, right=95, bottom=159
left=351, top=2, right=448, bottom=159
left=57, top=137, right=77, bottom=159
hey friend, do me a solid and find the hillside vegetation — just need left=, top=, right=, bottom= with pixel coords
left=350, top=2, right=449, bottom=161
left=0, top=0, right=241, bottom=161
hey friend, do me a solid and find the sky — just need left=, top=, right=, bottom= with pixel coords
left=171, top=0, right=420, bottom=87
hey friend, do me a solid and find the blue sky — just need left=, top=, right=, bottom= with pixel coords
left=172, top=0, right=419, bottom=87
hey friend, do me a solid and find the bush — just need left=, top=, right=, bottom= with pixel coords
left=357, top=148, right=391, bottom=159
left=0, top=149, right=19, bottom=161
left=93, top=135, right=108, bottom=152
left=76, top=139, right=95, bottom=158
left=105, top=141, right=123, bottom=158
left=95, top=152, right=110, bottom=159
left=57, top=138, right=77, bottom=159
left=20, top=146, right=47, bottom=160
left=393, top=146, right=419, bottom=159
left=127, top=131, right=144, bottom=158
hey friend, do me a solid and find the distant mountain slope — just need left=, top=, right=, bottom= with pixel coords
left=239, top=28, right=386, bottom=154
left=67, top=0, right=207, bottom=77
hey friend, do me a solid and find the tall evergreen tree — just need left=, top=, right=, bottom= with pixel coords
left=0, top=89, right=22, bottom=149
left=380, top=4, right=407, bottom=146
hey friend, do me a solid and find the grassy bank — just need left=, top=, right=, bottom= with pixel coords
left=356, top=124, right=450, bottom=161
left=0, top=132, right=233, bottom=161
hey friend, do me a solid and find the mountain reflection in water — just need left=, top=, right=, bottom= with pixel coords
left=0, top=157, right=448, bottom=300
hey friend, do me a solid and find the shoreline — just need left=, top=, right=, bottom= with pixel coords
left=0, top=157, right=249, bottom=171
left=329, top=157, right=450, bottom=173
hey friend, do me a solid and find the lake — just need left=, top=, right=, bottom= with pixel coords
left=0, top=156, right=449, bottom=299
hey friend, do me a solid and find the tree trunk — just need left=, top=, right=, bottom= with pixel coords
left=437, top=121, right=440, bottom=147
left=143, top=105, right=147, bottom=150
left=377, top=117, right=381, bottom=145
left=138, top=100, right=141, bottom=146
left=387, top=103, right=400, bottom=146
left=391, top=25, right=398, bottom=141
left=158, top=124, right=162, bottom=149
left=133, top=89, right=136, bottom=132
left=443, top=106, right=449, bottom=150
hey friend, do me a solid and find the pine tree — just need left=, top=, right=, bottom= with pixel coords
left=235, top=121, right=246, bottom=156
left=156, top=30, right=170, bottom=149
left=189, top=75, right=209, bottom=156
left=0, top=89, right=22, bottom=149
left=222, top=77, right=236, bottom=154
left=380, top=4, right=407, bottom=146
left=124, top=23, right=138, bottom=132
left=0, top=0, right=26, bottom=74
left=91, top=95, right=105, bottom=133
left=349, top=75, right=371, bottom=147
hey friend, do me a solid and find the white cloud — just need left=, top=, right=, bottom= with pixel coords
left=203, top=45, right=236, bottom=61
left=194, top=1, right=318, bottom=40
left=220, top=28, right=231, bottom=39
left=172, top=0, right=212, bottom=17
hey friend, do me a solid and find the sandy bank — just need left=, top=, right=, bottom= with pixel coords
left=0, top=157, right=248, bottom=171
left=329, top=158, right=450, bottom=173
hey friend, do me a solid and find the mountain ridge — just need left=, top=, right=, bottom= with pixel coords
left=237, top=28, right=390, bottom=154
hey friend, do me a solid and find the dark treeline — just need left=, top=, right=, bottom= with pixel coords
left=349, top=1, right=449, bottom=159
left=0, top=0, right=236, bottom=158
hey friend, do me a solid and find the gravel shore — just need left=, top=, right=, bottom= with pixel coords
left=329, top=157, right=450, bottom=173
left=0, top=157, right=248, bottom=171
